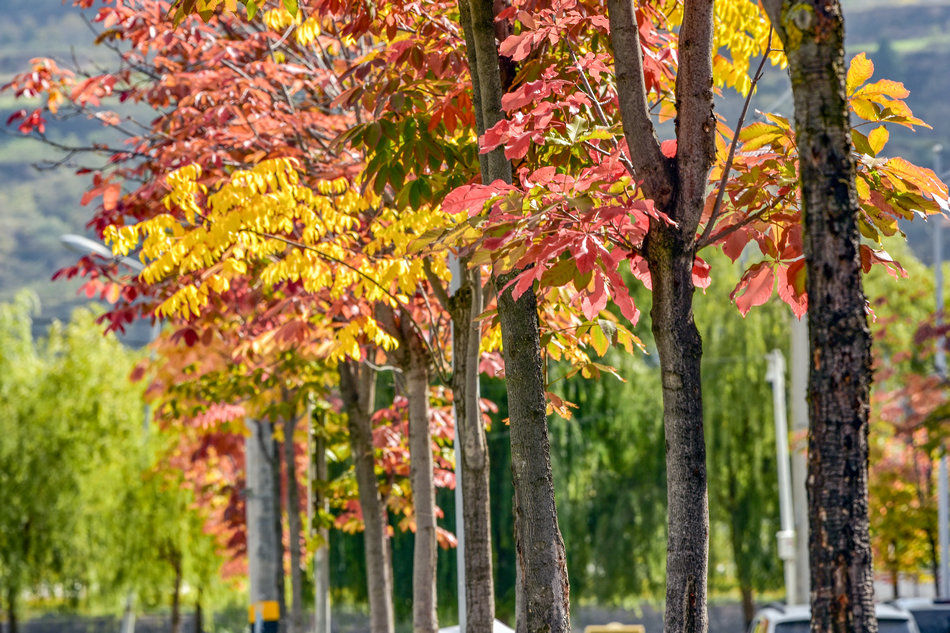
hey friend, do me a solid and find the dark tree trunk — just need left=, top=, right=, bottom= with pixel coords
left=607, top=2, right=715, bottom=633
left=496, top=282, right=571, bottom=633
left=195, top=590, right=203, bottom=633
left=647, top=239, right=709, bottom=633
left=761, top=4, right=877, bottom=633
left=171, top=552, right=183, bottom=633
left=741, top=587, right=755, bottom=630
left=462, top=1, right=571, bottom=630
left=339, top=361, right=395, bottom=633
left=6, top=586, right=17, bottom=633
left=283, top=413, right=304, bottom=633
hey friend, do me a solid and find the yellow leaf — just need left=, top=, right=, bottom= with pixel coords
left=590, top=322, right=609, bottom=357
left=846, top=53, right=874, bottom=96
left=868, top=126, right=889, bottom=156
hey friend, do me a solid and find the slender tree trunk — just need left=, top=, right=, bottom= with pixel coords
left=195, top=590, right=203, bottom=633
left=406, top=362, right=438, bottom=633
left=272, top=433, right=287, bottom=633
left=283, top=414, right=304, bottom=633
left=310, top=409, right=331, bottom=633
left=608, top=2, right=715, bottom=633
left=448, top=257, right=494, bottom=633
left=462, top=1, right=571, bottom=630
left=453, top=5, right=496, bottom=630
left=338, top=361, right=395, bottom=633
left=761, top=5, right=877, bottom=633
left=648, top=241, right=709, bottom=633
left=6, top=586, right=17, bottom=633
left=171, top=552, right=182, bottom=633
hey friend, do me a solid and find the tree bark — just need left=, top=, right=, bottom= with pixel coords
left=647, top=239, right=709, bottom=633
left=406, top=362, right=438, bottom=633
left=338, top=361, right=395, bottom=633
left=448, top=258, right=495, bottom=633
left=272, top=433, right=286, bottom=633
left=6, top=586, right=17, bottom=633
left=462, top=1, right=571, bottom=630
left=171, top=550, right=182, bottom=633
left=607, top=2, right=714, bottom=633
left=760, top=5, right=877, bottom=633
left=310, top=411, right=331, bottom=633
left=453, top=5, right=496, bottom=629
left=283, top=414, right=304, bottom=633
left=195, top=590, right=203, bottom=633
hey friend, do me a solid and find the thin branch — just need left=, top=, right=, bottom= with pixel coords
left=606, top=0, right=673, bottom=202
left=696, top=190, right=789, bottom=249
left=696, top=26, right=774, bottom=247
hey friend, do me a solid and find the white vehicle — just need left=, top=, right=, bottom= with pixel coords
left=890, top=598, right=950, bottom=633
left=748, top=603, right=920, bottom=633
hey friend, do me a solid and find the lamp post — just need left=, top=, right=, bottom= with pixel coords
left=932, top=145, right=950, bottom=599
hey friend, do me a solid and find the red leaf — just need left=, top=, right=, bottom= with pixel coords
left=731, top=262, right=775, bottom=316
left=776, top=259, right=808, bottom=318
left=661, top=139, right=677, bottom=158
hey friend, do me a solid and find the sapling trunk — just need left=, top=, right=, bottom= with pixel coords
left=339, top=361, right=395, bottom=633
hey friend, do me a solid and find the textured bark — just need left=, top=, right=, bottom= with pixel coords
left=375, top=304, right=439, bottom=633
left=607, top=2, right=714, bottom=633
left=760, top=4, right=877, bottom=633
left=406, top=363, right=438, bottom=633
left=647, top=237, right=709, bottom=633
left=338, top=361, right=395, bottom=633
left=283, top=414, right=304, bottom=633
left=497, top=282, right=570, bottom=633
left=448, top=260, right=494, bottom=633
left=462, top=1, right=571, bottom=631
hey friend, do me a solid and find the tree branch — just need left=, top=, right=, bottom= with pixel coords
left=606, top=0, right=673, bottom=204
left=696, top=27, right=774, bottom=247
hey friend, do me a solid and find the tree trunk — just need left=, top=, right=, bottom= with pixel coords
left=195, top=590, right=203, bottom=633
left=448, top=258, right=494, bottom=633
left=761, top=4, right=877, bottom=633
left=647, top=240, right=709, bottom=633
left=406, top=362, right=438, bottom=633
left=454, top=4, right=496, bottom=630
left=496, top=282, right=571, bottom=633
left=741, top=587, right=755, bottom=630
left=462, top=1, right=571, bottom=630
left=245, top=419, right=283, bottom=633
left=283, top=414, right=304, bottom=633
left=608, top=1, right=715, bottom=633
left=272, top=432, right=287, bottom=633
left=311, top=411, right=331, bottom=633
left=338, top=361, right=395, bottom=633
left=171, top=551, right=182, bottom=633
left=6, top=586, right=17, bottom=633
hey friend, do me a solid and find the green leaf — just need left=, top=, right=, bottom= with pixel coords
left=590, top=322, right=609, bottom=357
left=282, top=0, right=298, bottom=15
